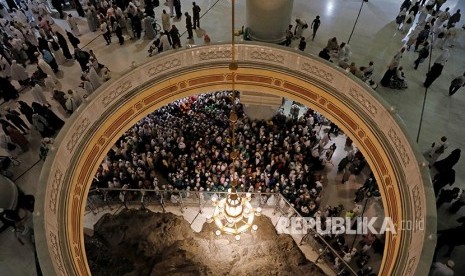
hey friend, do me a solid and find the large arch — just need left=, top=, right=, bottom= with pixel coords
left=35, top=43, right=436, bottom=276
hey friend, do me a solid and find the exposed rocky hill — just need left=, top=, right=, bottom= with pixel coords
left=85, top=209, right=326, bottom=276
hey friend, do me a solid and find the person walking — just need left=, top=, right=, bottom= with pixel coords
left=86, top=65, right=102, bottom=90
left=166, top=0, right=174, bottom=17
left=409, top=0, right=421, bottom=16
left=85, top=4, right=99, bottom=32
left=132, top=14, right=143, bottom=39
left=48, top=38, right=66, bottom=65
left=285, top=25, right=294, bottom=46
left=192, top=2, right=201, bottom=29
left=414, top=42, right=430, bottom=69
left=161, top=9, right=171, bottom=32
left=41, top=49, right=59, bottom=73
left=101, top=20, right=112, bottom=45
left=66, top=30, right=81, bottom=49
left=115, top=22, right=125, bottom=45
left=9, top=60, right=29, bottom=86
left=298, top=37, right=306, bottom=51
left=434, top=148, right=461, bottom=172
left=6, top=126, right=28, bottom=152
left=402, top=11, right=415, bottom=33
left=65, top=90, right=78, bottom=114
left=37, top=53, right=58, bottom=82
left=437, top=187, right=460, bottom=208
left=67, top=14, right=81, bottom=36
left=417, top=5, right=429, bottom=26
left=435, top=7, right=451, bottom=27
left=428, top=136, right=448, bottom=163
left=143, top=15, right=156, bottom=40
left=125, top=15, right=135, bottom=40
left=441, top=24, right=458, bottom=49
left=17, top=101, right=34, bottom=124
left=448, top=72, right=465, bottom=96
left=170, top=25, right=181, bottom=49
left=80, top=76, right=94, bottom=95
left=74, top=48, right=91, bottom=72
left=159, top=31, right=172, bottom=52
left=435, top=0, right=447, bottom=12
left=447, top=9, right=461, bottom=28
left=433, top=168, right=455, bottom=196
left=32, top=113, right=53, bottom=138
left=174, top=0, right=182, bottom=19
left=5, top=110, right=29, bottom=134
left=310, top=15, right=321, bottom=41
left=424, top=48, right=449, bottom=87
left=400, top=0, right=412, bottom=11
left=397, top=8, right=408, bottom=29
left=31, top=84, right=49, bottom=105
left=380, top=47, right=405, bottom=87
left=185, top=12, right=193, bottom=39
left=294, top=18, right=308, bottom=39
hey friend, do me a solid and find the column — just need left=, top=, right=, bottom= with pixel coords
left=246, top=0, right=294, bottom=43
left=241, top=91, right=283, bottom=120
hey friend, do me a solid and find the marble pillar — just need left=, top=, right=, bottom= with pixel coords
left=241, top=91, right=283, bottom=120
left=246, top=0, right=294, bottom=43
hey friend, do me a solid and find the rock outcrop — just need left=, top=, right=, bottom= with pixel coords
left=85, top=209, right=326, bottom=276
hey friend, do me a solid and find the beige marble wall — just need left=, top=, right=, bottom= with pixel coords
left=35, top=43, right=435, bottom=276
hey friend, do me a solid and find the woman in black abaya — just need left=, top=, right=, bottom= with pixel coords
left=0, top=77, right=19, bottom=101
left=18, top=101, right=34, bottom=124
left=55, top=32, right=73, bottom=59
left=434, top=149, right=461, bottom=173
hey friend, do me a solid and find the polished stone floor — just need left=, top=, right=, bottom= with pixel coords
left=1, top=0, right=465, bottom=275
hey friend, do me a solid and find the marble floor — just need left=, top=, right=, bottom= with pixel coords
left=1, top=0, right=465, bottom=275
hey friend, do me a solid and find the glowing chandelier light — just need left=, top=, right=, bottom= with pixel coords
left=212, top=189, right=259, bottom=235
left=210, top=0, right=260, bottom=236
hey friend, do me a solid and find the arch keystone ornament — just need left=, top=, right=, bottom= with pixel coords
left=36, top=43, right=436, bottom=276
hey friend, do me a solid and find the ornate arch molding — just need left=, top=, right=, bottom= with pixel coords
left=35, top=44, right=435, bottom=276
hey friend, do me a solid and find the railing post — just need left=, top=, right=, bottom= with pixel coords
left=103, top=190, right=113, bottom=211
left=299, top=233, right=310, bottom=246
left=179, top=193, right=184, bottom=213
left=198, top=191, right=203, bottom=214
left=86, top=196, right=98, bottom=215
left=315, top=246, right=328, bottom=263
left=140, top=190, right=146, bottom=210
left=273, top=192, right=281, bottom=215
left=160, top=193, right=166, bottom=213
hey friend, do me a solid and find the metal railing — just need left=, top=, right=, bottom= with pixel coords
left=277, top=196, right=359, bottom=275
left=86, top=188, right=359, bottom=275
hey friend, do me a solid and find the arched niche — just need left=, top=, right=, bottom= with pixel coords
left=34, top=43, right=436, bottom=276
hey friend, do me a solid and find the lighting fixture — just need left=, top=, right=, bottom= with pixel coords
left=210, top=0, right=259, bottom=236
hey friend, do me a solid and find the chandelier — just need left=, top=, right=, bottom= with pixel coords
left=210, top=93, right=261, bottom=236
left=209, top=0, right=260, bottom=237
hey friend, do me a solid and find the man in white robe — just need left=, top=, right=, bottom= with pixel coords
left=67, top=14, right=80, bottom=36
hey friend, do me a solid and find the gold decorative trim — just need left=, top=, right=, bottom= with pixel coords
left=388, top=128, right=411, bottom=166
left=301, top=62, right=334, bottom=83
left=101, top=81, right=133, bottom=107
left=348, top=87, right=378, bottom=116
left=65, top=118, right=91, bottom=153
left=48, top=169, right=63, bottom=215
left=49, top=231, right=65, bottom=275
left=250, top=50, right=285, bottom=64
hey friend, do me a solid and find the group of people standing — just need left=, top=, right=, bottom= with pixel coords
left=383, top=0, right=464, bottom=93
left=0, top=0, right=115, bottom=158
